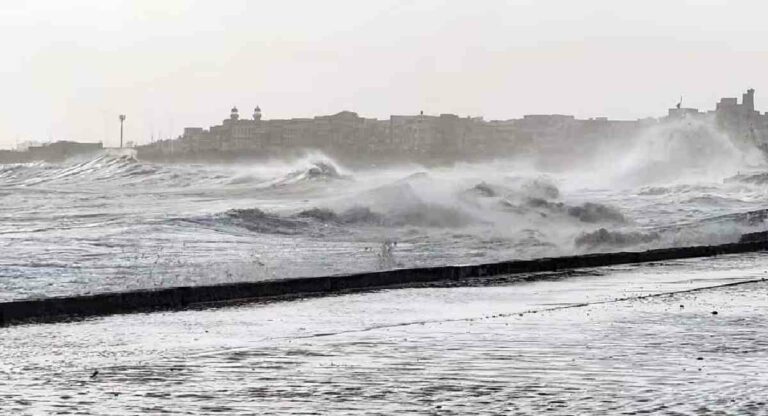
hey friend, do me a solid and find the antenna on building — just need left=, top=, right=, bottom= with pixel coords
left=676, top=96, right=682, bottom=109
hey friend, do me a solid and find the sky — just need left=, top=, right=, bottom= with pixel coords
left=1, top=0, right=768, bottom=148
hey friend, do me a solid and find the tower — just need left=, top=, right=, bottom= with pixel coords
left=743, top=88, right=755, bottom=112
left=119, top=114, right=126, bottom=148
left=253, top=106, right=262, bottom=121
left=230, top=106, right=239, bottom=120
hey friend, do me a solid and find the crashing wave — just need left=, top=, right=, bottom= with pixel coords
left=524, top=198, right=626, bottom=224
left=638, top=184, right=721, bottom=196
left=306, top=161, right=342, bottom=179
left=575, top=228, right=660, bottom=249
left=353, top=181, right=480, bottom=227
left=258, top=159, right=350, bottom=188
left=567, top=202, right=626, bottom=223
left=471, top=182, right=497, bottom=197
left=521, top=177, right=560, bottom=200
left=296, top=207, right=384, bottom=225
left=668, top=208, right=768, bottom=229
left=724, top=171, right=768, bottom=185
left=196, top=198, right=479, bottom=236
left=221, top=208, right=307, bottom=235
left=0, top=154, right=162, bottom=187
left=298, top=203, right=473, bottom=229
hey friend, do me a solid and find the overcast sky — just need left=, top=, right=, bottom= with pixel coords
left=1, top=0, right=767, bottom=148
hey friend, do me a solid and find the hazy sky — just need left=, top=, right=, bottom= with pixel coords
left=2, top=0, right=768, bottom=148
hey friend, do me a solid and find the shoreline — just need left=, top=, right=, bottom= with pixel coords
left=2, top=239, right=768, bottom=326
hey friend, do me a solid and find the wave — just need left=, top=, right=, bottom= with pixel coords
left=575, top=228, right=661, bottom=249
left=213, top=202, right=475, bottom=233
left=6, top=150, right=760, bottom=261
left=0, top=152, right=355, bottom=192
left=178, top=172, right=632, bottom=246
left=523, top=199, right=626, bottom=224
left=593, top=117, right=766, bottom=188
left=296, top=207, right=385, bottom=225
left=637, top=184, right=721, bottom=196
left=574, top=207, right=768, bottom=251
left=224, top=208, right=308, bottom=235
left=682, top=195, right=746, bottom=207
left=724, top=171, right=768, bottom=185
left=252, top=157, right=350, bottom=189
left=0, top=154, right=159, bottom=187
left=673, top=208, right=768, bottom=228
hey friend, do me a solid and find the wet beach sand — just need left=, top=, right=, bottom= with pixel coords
left=1, top=253, right=767, bottom=415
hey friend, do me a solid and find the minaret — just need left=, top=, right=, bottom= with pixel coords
left=253, top=106, right=262, bottom=121
left=230, top=106, right=239, bottom=120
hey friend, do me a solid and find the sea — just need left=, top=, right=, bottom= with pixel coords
left=2, top=118, right=768, bottom=414
left=2, top=118, right=768, bottom=301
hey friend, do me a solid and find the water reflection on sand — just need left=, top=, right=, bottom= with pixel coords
left=1, top=254, right=767, bottom=414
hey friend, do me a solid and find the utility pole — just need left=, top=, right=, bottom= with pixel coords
left=119, top=114, right=126, bottom=148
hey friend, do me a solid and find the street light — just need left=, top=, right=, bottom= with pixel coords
left=119, top=114, right=126, bottom=148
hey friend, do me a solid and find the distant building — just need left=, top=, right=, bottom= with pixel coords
left=667, top=107, right=701, bottom=119
left=715, top=89, right=759, bottom=124
left=131, top=88, right=768, bottom=165
left=27, top=141, right=103, bottom=162
left=0, top=140, right=104, bottom=163
left=713, top=89, right=768, bottom=148
left=16, top=140, right=44, bottom=151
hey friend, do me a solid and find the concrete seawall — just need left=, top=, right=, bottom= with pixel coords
left=2, top=241, right=768, bottom=326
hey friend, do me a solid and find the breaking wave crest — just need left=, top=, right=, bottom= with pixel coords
left=0, top=154, right=159, bottom=187
left=575, top=229, right=661, bottom=250
left=190, top=201, right=478, bottom=235
left=254, top=158, right=349, bottom=188
left=3, top=139, right=767, bottom=285
left=178, top=174, right=638, bottom=255
left=576, top=117, right=767, bottom=188
left=0, top=152, right=353, bottom=191
left=573, top=207, right=768, bottom=252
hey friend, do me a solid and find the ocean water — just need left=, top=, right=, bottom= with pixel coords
left=3, top=119, right=768, bottom=414
left=1, top=118, right=768, bottom=301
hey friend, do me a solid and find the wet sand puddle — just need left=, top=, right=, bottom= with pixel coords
left=1, top=254, right=767, bottom=414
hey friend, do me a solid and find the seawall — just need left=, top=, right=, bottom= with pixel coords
left=2, top=241, right=767, bottom=327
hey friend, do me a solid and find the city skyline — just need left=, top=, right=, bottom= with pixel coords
left=5, top=87, right=765, bottom=167
left=3, top=86, right=765, bottom=151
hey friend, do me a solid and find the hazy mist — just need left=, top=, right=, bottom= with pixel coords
left=2, top=0, right=768, bottom=147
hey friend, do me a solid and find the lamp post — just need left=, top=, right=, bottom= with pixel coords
left=119, top=114, right=126, bottom=148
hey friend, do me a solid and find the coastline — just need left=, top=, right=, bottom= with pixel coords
left=3, top=239, right=767, bottom=326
